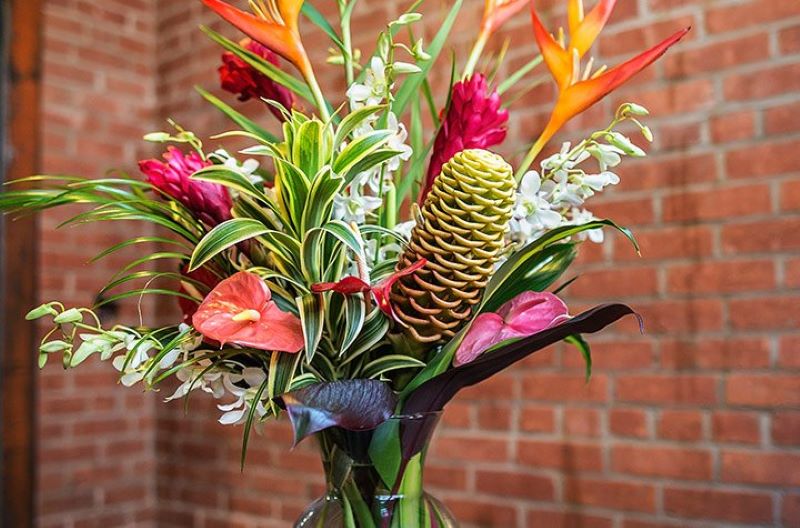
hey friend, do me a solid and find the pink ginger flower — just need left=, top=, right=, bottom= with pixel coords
left=139, top=147, right=233, bottom=227
left=455, top=291, right=570, bottom=366
left=219, top=38, right=294, bottom=121
left=420, top=74, right=509, bottom=204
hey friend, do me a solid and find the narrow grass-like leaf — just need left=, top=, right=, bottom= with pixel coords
left=565, top=334, right=592, bottom=382
left=241, top=375, right=270, bottom=469
left=360, top=355, right=426, bottom=379
left=497, top=55, right=543, bottom=95
left=196, top=86, right=278, bottom=142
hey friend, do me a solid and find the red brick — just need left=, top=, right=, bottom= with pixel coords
left=660, top=338, right=771, bottom=370
left=518, top=440, right=604, bottom=471
left=707, top=0, right=800, bottom=33
left=723, top=219, right=800, bottom=254
left=658, top=410, right=704, bottom=441
left=772, top=412, right=800, bottom=445
left=663, top=184, right=772, bottom=223
left=666, top=259, right=774, bottom=294
left=785, top=494, right=800, bottom=526
left=562, top=340, right=654, bottom=371
left=563, top=408, right=601, bottom=437
left=729, top=296, right=800, bottom=331
left=445, top=498, right=517, bottom=527
left=632, top=299, right=725, bottom=333
left=590, top=198, right=656, bottom=226
left=616, top=375, right=717, bottom=405
left=666, top=33, right=770, bottom=78
left=564, top=478, right=656, bottom=512
left=781, top=180, right=800, bottom=212
left=600, top=15, right=697, bottom=58
left=663, top=487, right=773, bottom=524
left=765, top=101, right=800, bottom=136
left=475, top=470, right=555, bottom=500
left=520, top=405, right=557, bottom=433
left=711, top=110, right=756, bottom=143
left=616, top=79, right=714, bottom=118
left=779, top=336, right=800, bottom=368
left=526, top=509, right=613, bottom=528
left=712, top=412, right=762, bottom=444
left=612, top=445, right=712, bottom=480
left=431, top=435, right=509, bottom=462
left=522, top=374, right=608, bottom=403
left=726, top=138, right=800, bottom=178
left=568, top=267, right=658, bottom=298
left=615, top=225, right=713, bottom=262
left=722, top=451, right=800, bottom=486
left=617, top=153, right=717, bottom=191
left=726, top=375, right=800, bottom=407
left=477, top=403, right=512, bottom=430
left=780, top=25, right=800, bottom=54
left=610, top=409, right=650, bottom=438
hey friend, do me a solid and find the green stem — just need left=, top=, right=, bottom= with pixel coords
left=397, top=454, right=423, bottom=528
left=463, top=29, right=489, bottom=79
left=340, top=2, right=355, bottom=86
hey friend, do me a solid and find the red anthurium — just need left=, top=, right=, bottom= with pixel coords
left=519, top=0, right=689, bottom=174
left=312, top=260, right=428, bottom=322
left=455, top=291, right=570, bottom=366
left=192, top=271, right=304, bottom=352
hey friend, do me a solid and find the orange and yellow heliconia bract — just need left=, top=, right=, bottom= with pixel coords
left=200, top=0, right=311, bottom=78
left=521, top=0, right=689, bottom=175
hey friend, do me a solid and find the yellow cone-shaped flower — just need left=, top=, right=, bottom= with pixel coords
left=392, top=149, right=515, bottom=345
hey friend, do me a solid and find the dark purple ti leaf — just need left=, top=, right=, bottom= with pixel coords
left=402, top=304, right=639, bottom=416
left=276, top=379, right=397, bottom=446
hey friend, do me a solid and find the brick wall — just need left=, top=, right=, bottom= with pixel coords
left=38, top=0, right=159, bottom=526
left=33, top=0, right=800, bottom=527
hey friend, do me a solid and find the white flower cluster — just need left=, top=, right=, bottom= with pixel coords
left=509, top=127, right=648, bottom=247
left=334, top=57, right=413, bottom=225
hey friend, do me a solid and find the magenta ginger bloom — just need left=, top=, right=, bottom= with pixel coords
left=139, top=147, right=233, bottom=227
left=420, top=74, right=509, bottom=203
left=219, top=38, right=294, bottom=121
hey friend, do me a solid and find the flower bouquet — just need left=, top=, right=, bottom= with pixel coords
left=1, top=0, right=687, bottom=526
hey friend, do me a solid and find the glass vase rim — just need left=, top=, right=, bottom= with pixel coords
left=387, top=410, right=443, bottom=421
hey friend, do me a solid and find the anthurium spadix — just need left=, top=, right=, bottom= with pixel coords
left=517, top=0, right=689, bottom=178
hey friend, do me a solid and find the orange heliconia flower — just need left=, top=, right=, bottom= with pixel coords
left=522, top=0, right=689, bottom=173
left=481, top=0, right=530, bottom=36
left=201, top=0, right=311, bottom=77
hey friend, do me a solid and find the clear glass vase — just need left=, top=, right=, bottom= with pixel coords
left=294, top=412, right=458, bottom=528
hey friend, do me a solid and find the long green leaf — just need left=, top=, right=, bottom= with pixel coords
left=196, top=86, right=278, bottom=143
left=392, top=0, right=463, bottom=116
left=189, top=218, right=270, bottom=271
left=297, top=294, right=325, bottom=362
left=361, top=355, right=426, bottom=379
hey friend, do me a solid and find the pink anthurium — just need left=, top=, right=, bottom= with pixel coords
left=455, top=291, right=570, bottom=366
left=312, top=260, right=428, bottom=322
left=192, top=271, right=304, bottom=352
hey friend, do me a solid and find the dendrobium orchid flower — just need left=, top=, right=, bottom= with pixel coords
left=139, top=147, right=232, bottom=227
left=311, top=260, right=428, bottom=323
left=219, top=38, right=294, bottom=120
left=455, top=291, right=570, bottom=366
left=201, top=0, right=308, bottom=75
left=192, top=271, right=304, bottom=352
left=518, top=0, right=689, bottom=177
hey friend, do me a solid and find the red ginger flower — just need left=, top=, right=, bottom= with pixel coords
left=139, top=147, right=233, bottom=227
left=420, top=74, right=508, bottom=204
left=220, top=38, right=294, bottom=121
left=192, top=271, right=304, bottom=352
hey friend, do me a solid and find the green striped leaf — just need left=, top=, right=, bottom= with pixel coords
left=360, top=355, right=426, bottom=379
left=189, top=218, right=270, bottom=271
left=297, top=294, right=325, bottom=362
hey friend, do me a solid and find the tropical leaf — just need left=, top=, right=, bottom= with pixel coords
left=360, top=355, right=426, bottom=379
left=276, top=380, right=397, bottom=445
left=297, top=293, right=325, bottom=362
left=196, top=86, right=278, bottom=143
left=402, top=304, right=639, bottom=416
left=301, top=167, right=343, bottom=233
left=333, top=130, right=393, bottom=179
left=189, top=218, right=270, bottom=271
left=480, top=220, right=637, bottom=313
left=333, top=104, right=386, bottom=149
left=565, top=334, right=592, bottom=382
left=302, top=2, right=346, bottom=52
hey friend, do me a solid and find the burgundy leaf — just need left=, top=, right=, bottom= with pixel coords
left=402, top=304, right=639, bottom=416
left=276, top=380, right=397, bottom=446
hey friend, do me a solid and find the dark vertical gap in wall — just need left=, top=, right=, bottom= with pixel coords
left=1, top=1, right=41, bottom=526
